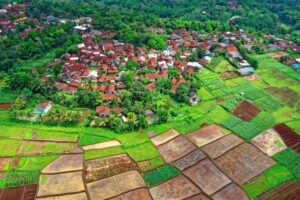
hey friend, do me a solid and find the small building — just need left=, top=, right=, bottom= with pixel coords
left=292, top=63, right=300, bottom=71
left=188, top=91, right=200, bottom=105
left=96, top=106, right=111, bottom=117
left=33, top=102, right=52, bottom=114
left=237, top=67, right=254, bottom=76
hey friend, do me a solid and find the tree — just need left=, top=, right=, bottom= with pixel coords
left=125, top=60, right=138, bottom=71
left=122, top=71, right=134, bottom=85
left=156, top=78, right=171, bottom=94
left=175, top=83, right=189, bottom=103
left=168, top=67, right=179, bottom=79
left=13, top=97, right=26, bottom=110
left=147, top=35, right=167, bottom=50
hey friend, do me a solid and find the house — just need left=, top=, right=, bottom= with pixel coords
left=96, top=106, right=111, bottom=117
left=188, top=92, right=200, bottom=105
left=292, top=63, right=300, bottom=71
left=33, top=102, right=52, bottom=114
left=237, top=67, right=254, bottom=76
left=238, top=60, right=250, bottom=68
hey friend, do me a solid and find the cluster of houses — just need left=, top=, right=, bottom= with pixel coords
left=41, top=24, right=300, bottom=119
left=263, top=34, right=300, bottom=52
left=0, top=2, right=43, bottom=37
left=50, top=29, right=222, bottom=117
left=284, top=58, right=300, bottom=71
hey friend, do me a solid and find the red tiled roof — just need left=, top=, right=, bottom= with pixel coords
left=69, top=81, right=81, bottom=88
left=102, top=93, right=117, bottom=101
left=96, top=106, right=110, bottom=115
left=146, top=82, right=156, bottom=90
left=111, top=107, right=122, bottom=113
left=144, top=74, right=157, bottom=80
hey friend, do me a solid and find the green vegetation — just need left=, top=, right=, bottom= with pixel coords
left=15, top=155, right=59, bottom=171
left=242, top=164, right=295, bottom=199
left=143, top=165, right=180, bottom=187
left=0, top=170, right=40, bottom=188
left=141, top=157, right=165, bottom=172
left=0, top=139, right=21, bottom=157
left=84, top=146, right=125, bottom=160
left=78, top=134, right=109, bottom=146
left=273, top=149, right=300, bottom=181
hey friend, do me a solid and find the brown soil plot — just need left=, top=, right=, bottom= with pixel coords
left=202, top=134, right=244, bottom=159
left=232, top=100, right=261, bottom=121
left=37, top=171, right=85, bottom=197
left=158, top=136, right=196, bottom=163
left=87, top=170, right=145, bottom=200
left=42, top=154, right=83, bottom=174
left=185, top=194, right=211, bottom=200
left=274, top=123, right=300, bottom=153
left=109, top=188, right=152, bottom=200
left=0, top=103, right=12, bottom=109
left=171, top=149, right=206, bottom=170
left=151, top=129, right=180, bottom=146
left=36, top=192, right=88, bottom=200
left=215, top=143, right=276, bottom=185
left=84, top=154, right=138, bottom=182
left=269, top=52, right=288, bottom=59
left=149, top=175, right=201, bottom=200
left=257, top=180, right=300, bottom=200
left=212, top=183, right=249, bottom=200
left=0, top=184, right=37, bottom=200
left=186, top=124, right=225, bottom=148
left=183, top=158, right=231, bottom=196
left=251, top=128, right=287, bottom=156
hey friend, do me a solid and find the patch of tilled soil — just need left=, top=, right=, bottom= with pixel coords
left=232, top=100, right=261, bottom=121
left=158, top=136, right=196, bottom=163
left=212, top=183, right=249, bottom=200
left=183, top=158, right=231, bottom=195
left=42, top=154, right=83, bottom=174
left=186, top=124, right=225, bottom=148
left=84, top=154, right=138, bottom=182
left=171, top=149, right=206, bottom=170
left=149, top=175, right=201, bottom=200
left=109, top=188, right=152, bottom=200
left=215, top=143, right=276, bottom=185
left=201, top=134, right=244, bottom=159
left=37, top=171, right=85, bottom=197
left=87, top=170, right=145, bottom=200
left=0, top=184, right=37, bottom=200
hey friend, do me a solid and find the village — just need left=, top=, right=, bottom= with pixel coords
left=2, top=2, right=300, bottom=128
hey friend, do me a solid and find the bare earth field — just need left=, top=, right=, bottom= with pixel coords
left=87, top=170, right=146, bottom=200
left=149, top=175, right=201, bottom=200
left=171, top=149, right=206, bottom=170
left=201, top=134, right=244, bottom=159
left=212, top=183, right=249, bottom=200
left=183, top=158, right=231, bottom=195
left=215, top=143, right=276, bottom=185
left=37, top=171, right=85, bottom=197
left=186, top=124, right=225, bottom=147
left=158, top=136, right=196, bottom=163
left=42, top=154, right=83, bottom=173
left=84, top=154, right=138, bottom=182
